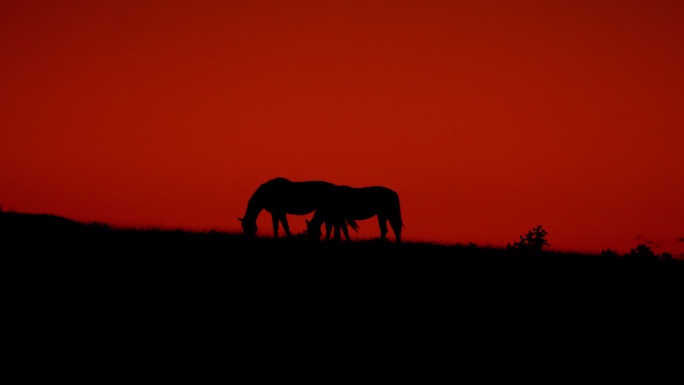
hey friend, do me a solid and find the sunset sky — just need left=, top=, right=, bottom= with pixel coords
left=2, top=1, right=683, bottom=257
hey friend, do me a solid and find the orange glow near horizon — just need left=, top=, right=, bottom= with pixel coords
left=2, top=1, right=683, bottom=257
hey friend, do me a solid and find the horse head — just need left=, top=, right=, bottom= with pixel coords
left=238, top=217, right=257, bottom=237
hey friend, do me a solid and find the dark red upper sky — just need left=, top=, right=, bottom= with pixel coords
left=2, top=1, right=683, bottom=256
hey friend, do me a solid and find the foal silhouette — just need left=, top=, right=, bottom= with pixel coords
left=238, top=177, right=357, bottom=238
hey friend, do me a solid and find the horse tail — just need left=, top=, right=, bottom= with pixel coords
left=346, top=218, right=360, bottom=232
left=395, top=192, right=405, bottom=229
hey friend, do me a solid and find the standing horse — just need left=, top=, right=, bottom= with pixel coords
left=238, top=177, right=357, bottom=239
left=306, top=185, right=403, bottom=243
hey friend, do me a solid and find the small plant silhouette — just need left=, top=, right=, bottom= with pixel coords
left=627, top=243, right=657, bottom=260
left=508, top=225, right=550, bottom=253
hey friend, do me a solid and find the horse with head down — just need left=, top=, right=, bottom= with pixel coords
left=238, top=177, right=357, bottom=239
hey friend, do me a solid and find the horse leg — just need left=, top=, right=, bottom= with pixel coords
left=377, top=214, right=388, bottom=241
left=333, top=222, right=342, bottom=241
left=271, top=213, right=280, bottom=238
left=279, top=213, right=292, bottom=237
left=341, top=219, right=351, bottom=241
left=390, top=218, right=402, bottom=243
left=325, top=221, right=333, bottom=240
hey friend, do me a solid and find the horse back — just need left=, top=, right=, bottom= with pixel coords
left=262, top=180, right=339, bottom=214
left=345, top=186, right=398, bottom=205
left=333, top=185, right=400, bottom=221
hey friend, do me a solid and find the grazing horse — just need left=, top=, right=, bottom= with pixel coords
left=306, top=185, right=403, bottom=243
left=238, top=177, right=357, bottom=239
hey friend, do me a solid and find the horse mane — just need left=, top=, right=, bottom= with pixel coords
left=247, top=178, right=291, bottom=208
left=261, top=177, right=291, bottom=187
left=252, top=177, right=291, bottom=196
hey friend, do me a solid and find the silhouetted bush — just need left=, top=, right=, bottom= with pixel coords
left=626, top=243, right=657, bottom=261
left=508, top=225, right=549, bottom=254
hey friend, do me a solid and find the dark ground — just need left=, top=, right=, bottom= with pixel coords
left=3, top=210, right=682, bottom=376
left=4, top=210, right=682, bottom=303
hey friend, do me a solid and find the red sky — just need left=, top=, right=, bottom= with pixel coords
left=2, top=0, right=683, bottom=257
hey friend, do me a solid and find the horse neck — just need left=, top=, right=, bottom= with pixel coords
left=242, top=198, right=263, bottom=224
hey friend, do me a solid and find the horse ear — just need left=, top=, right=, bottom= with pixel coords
left=305, top=219, right=310, bottom=225
left=237, top=217, right=243, bottom=222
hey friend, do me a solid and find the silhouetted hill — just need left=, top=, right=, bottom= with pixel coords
left=5, top=209, right=682, bottom=359
left=4, top=209, right=682, bottom=286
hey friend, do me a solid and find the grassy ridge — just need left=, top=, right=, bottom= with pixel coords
left=4, top=210, right=682, bottom=357
left=4, top=210, right=682, bottom=284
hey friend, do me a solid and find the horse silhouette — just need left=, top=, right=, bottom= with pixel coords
left=306, top=185, right=403, bottom=243
left=238, top=177, right=358, bottom=239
